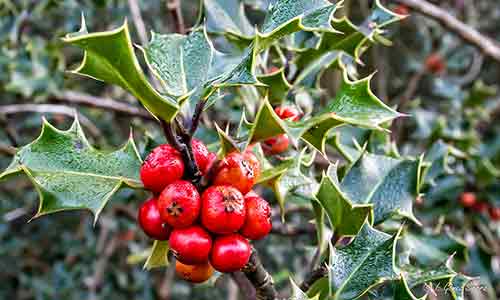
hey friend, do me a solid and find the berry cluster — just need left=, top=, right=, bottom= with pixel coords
left=460, top=192, right=500, bottom=221
left=137, top=138, right=272, bottom=283
left=262, top=105, right=301, bottom=154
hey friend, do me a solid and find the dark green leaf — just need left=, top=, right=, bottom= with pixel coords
left=63, top=19, right=179, bottom=121
left=329, top=222, right=401, bottom=299
left=0, top=118, right=142, bottom=222
left=315, top=166, right=373, bottom=237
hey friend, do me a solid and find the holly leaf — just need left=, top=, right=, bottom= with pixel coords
left=63, top=18, right=179, bottom=122
left=256, top=0, right=341, bottom=52
left=270, top=149, right=318, bottom=220
left=315, top=166, right=373, bottom=237
left=399, top=256, right=466, bottom=300
left=328, top=222, right=402, bottom=300
left=204, top=0, right=254, bottom=39
left=449, top=275, right=475, bottom=300
left=327, top=126, right=369, bottom=162
left=339, top=152, right=422, bottom=225
left=144, top=240, right=170, bottom=270
left=393, top=276, right=427, bottom=300
left=291, top=72, right=402, bottom=154
left=290, top=277, right=319, bottom=300
left=294, top=0, right=403, bottom=83
left=232, top=72, right=401, bottom=155
left=0, top=118, right=142, bottom=222
left=401, top=231, right=468, bottom=266
left=257, top=67, right=291, bottom=105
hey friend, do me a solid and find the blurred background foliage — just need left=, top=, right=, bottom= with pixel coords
left=0, top=0, right=499, bottom=299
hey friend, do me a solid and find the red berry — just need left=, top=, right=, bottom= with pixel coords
left=263, top=134, right=290, bottom=154
left=175, top=261, right=214, bottom=283
left=210, top=234, right=251, bottom=273
left=425, top=53, right=446, bottom=74
left=140, top=144, right=184, bottom=193
left=274, top=106, right=301, bottom=121
left=158, top=180, right=200, bottom=228
left=268, top=66, right=280, bottom=73
left=201, top=185, right=246, bottom=234
left=169, top=225, right=212, bottom=264
left=394, top=5, right=409, bottom=15
left=138, top=198, right=171, bottom=240
left=213, top=151, right=260, bottom=194
left=488, top=206, right=500, bottom=221
left=472, top=201, right=488, bottom=213
left=240, top=192, right=272, bottom=240
left=192, top=139, right=213, bottom=174
left=460, top=192, right=476, bottom=208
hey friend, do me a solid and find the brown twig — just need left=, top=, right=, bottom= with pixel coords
left=241, top=248, right=278, bottom=300
left=231, top=272, right=257, bottom=300
left=166, top=0, right=186, bottom=34
left=0, top=115, right=19, bottom=147
left=127, top=0, right=148, bottom=45
left=160, top=120, right=202, bottom=182
left=394, top=0, right=500, bottom=63
left=0, top=143, right=16, bottom=156
left=53, top=90, right=153, bottom=119
left=271, top=222, right=316, bottom=236
left=0, top=103, right=101, bottom=138
left=299, top=264, right=328, bottom=292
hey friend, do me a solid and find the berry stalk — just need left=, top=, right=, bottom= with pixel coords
left=241, top=248, right=278, bottom=300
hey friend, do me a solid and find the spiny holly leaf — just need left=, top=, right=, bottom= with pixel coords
left=393, top=276, right=427, bottom=300
left=63, top=18, right=179, bottom=122
left=230, top=72, right=401, bottom=155
left=423, top=140, right=464, bottom=185
left=328, top=222, right=402, bottom=300
left=144, top=240, right=169, bottom=270
left=399, top=256, right=466, bottom=300
left=257, top=67, right=291, bottom=105
left=293, top=0, right=403, bottom=83
left=204, top=0, right=254, bottom=39
left=270, top=149, right=318, bottom=220
left=401, top=231, right=468, bottom=266
left=142, top=28, right=215, bottom=99
left=339, top=152, right=422, bottom=225
left=315, top=166, right=373, bottom=237
left=142, top=27, right=248, bottom=102
left=327, top=126, right=369, bottom=163
left=255, top=0, right=341, bottom=52
left=449, top=275, right=475, bottom=300
left=288, top=72, right=402, bottom=154
left=0, top=118, right=142, bottom=223
left=290, top=277, right=319, bottom=300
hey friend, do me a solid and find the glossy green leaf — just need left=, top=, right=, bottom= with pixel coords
left=0, top=118, right=142, bottom=222
left=257, top=68, right=291, bottom=104
left=234, top=71, right=401, bottom=155
left=287, top=72, right=402, bottom=154
left=329, top=222, right=401, bottom=300
left=63, top=18, right=179, bottom=121
left=340, top=152, right=422, bottom=225
left=393, top=276, right=427, bottom=300
left=256, top=0, right=341, bottom=52
left=144, top=240, right=170, bottom=270
left=204, top=0, right=254, bottom=39
left=315, top=167, right=372, bottom=237
left=294, top=0, right=403, bottom=82
left=401, top=232, right=468, bottom=266
left=290, top=277, right=319, bottom=300
left=247, top=99, right=287, bottom=144
left=271, top=149, right=317, bottom=220
left=449, top=274, right=475, bottom=300
left=399, top=257, right=461, bottom=299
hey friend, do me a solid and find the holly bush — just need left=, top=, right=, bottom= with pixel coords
left=0, top=0, right=499, bottom=299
